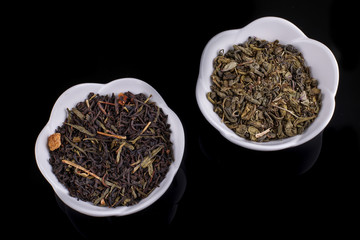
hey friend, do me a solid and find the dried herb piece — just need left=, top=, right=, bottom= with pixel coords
left=96, top=131, right=127, bottom=140
left=49, top=92, right=173, bottom=207
left=207, top=37, right=322, bottom=142
left=64, top=123, right=96, bottom=136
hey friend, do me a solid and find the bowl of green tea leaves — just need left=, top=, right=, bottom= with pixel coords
left=35, top=78, right=185, bottom=216
left=196, top=17, right=338, bottom=151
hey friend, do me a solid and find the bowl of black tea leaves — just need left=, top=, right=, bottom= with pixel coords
left=196, top=17, right=339, bottom=151
left=35, top=78, right=185, bottom=217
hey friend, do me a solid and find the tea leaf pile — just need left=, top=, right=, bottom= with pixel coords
left=49, top=92, right=173, bottom=207
left=207, top=37, right=322, bottom=141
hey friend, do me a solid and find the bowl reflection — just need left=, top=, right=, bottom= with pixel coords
left=198, top=123, right=323, bottom=176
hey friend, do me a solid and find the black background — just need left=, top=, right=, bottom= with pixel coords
left=13, top=0, right=360, bottom=238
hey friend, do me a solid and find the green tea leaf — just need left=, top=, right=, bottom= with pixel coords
left=64, top=136, right=87, bottom=156
left=71, top=107, right=85, bottom=120
left=65, top=123, right=95, bottom=136
left=141, top=145, right=164, bottom=168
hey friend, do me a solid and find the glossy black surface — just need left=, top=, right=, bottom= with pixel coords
left=18, top=1, right=360, bottom=238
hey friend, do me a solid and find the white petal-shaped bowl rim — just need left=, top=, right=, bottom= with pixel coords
left=196, top=16, right=339, bottom=151
left=35, top=78, right=185, bottom=217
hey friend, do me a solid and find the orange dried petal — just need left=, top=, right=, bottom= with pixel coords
left=118, top=93, right=128, bottom=105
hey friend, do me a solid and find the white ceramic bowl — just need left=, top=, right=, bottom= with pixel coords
left=35, top=78, right=185, bottom=217
left=196, top=16, right=339, bottom=151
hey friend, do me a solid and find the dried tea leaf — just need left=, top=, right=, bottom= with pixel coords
left=64, top=136, right=87, bottom=156
left=65, top=123, right=95, bottom=136
left=222, top=61, right=237, bottom=72
left=73, top=136, right=81, bottom=143
left=235, top=124, right=247, bottom=137
left=255, top=128, right=271, bottom=138
left=71, top=107, right=85, bottom=120
left=148, top=163, right=154, bottom=177
left=141, top=145, right=164, bottom=168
